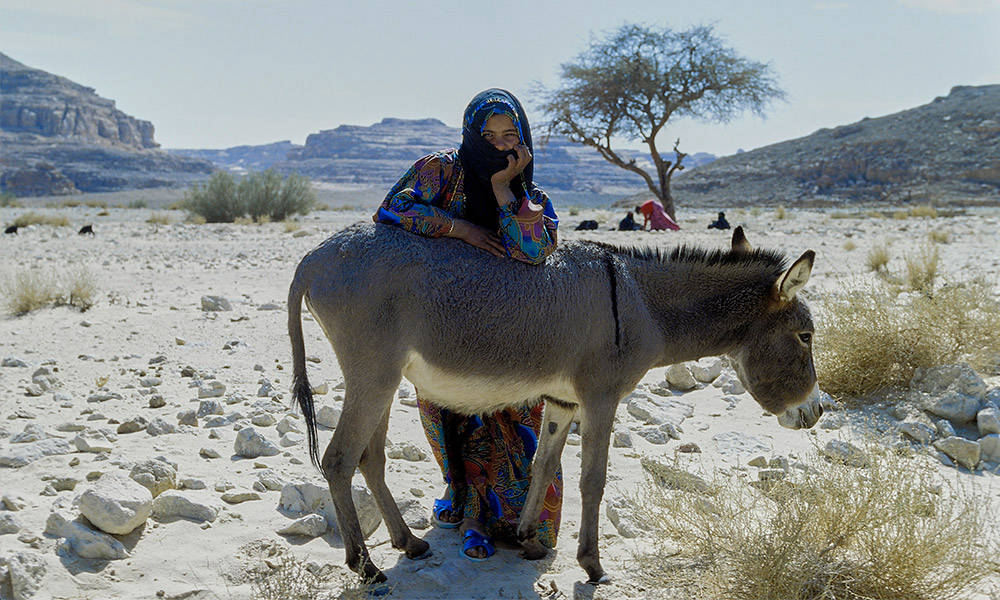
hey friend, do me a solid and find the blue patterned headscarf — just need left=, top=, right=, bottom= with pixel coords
left=458, top=89, right=534, bottom=231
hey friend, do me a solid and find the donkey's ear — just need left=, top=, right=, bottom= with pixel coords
left=774, top=250, right=815, bottom=303
left=731, top=226, right=752, bottom=253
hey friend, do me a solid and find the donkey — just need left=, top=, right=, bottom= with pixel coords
left=287, top=223, right=822, bottom=585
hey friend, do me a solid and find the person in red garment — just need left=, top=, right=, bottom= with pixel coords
left=636, top=198, right=680, bottom=231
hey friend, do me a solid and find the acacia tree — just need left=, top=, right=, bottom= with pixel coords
left=535, top=24, right=785, bottom=219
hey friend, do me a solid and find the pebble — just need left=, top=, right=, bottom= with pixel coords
left=221, top=490, right=261, bottom=504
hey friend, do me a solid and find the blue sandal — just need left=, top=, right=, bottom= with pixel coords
left=432, top=498, right=460, bottom=529
left=461, top=529, right=495, bottom=562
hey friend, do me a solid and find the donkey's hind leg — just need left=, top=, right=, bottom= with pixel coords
left=322, top=378, right=398, bottom=584
left=516, top=397, right=576, bottom=560
left=576, top=398, right=616, bottom=584
left=358, top=407, right=430, bottom=560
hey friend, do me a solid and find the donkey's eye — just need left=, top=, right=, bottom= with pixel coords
left=798, top=332, right=812, bottom=344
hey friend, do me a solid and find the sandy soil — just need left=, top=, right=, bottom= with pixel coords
left=1, top=203, right=999, bottom=599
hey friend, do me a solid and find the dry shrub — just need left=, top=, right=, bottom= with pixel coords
left=1, top=268, right=97, bottom=315
left=815, top=277, right=1000, bottom=396
left=84, top=199, right=108, bottom=209
left=774, top=206, right=788, bottom=220
left=0, top=192, right=21, bottom=207
left=865, top=244, right=890, bottom=272
left=908, top=204, right=938, bottom=218
left=245, top=548, right=384, bottom=600
left=96, top=210, right=110, bottom=216
left=864, top=210, right=884, bottom=219
left=12, top=212, right=70, bottom=227
left=903, top=243, right=939, bottom=292
left=928, top=229, right=951, bottom=244
left=146, top=213, right=172, bottom=225
left=633, top=444, right=999, bottom=600
left=283, top=219, right=301, bottom=233
left=842, top=240, right=857, bottom=251
left=750, top=207, right=761, bottom=217
left=233, top=216, right=255, bottom=226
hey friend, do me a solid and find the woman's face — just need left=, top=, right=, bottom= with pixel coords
left=482, top=114, right=520, bottom=151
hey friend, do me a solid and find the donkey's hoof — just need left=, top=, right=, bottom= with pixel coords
left=405, top=538, right=432, bottom=560
left=515, top=525, right=538, bottom=542
left=518, top=538, right=548, bottom=561
left=586, top=572, right=611, bottom=585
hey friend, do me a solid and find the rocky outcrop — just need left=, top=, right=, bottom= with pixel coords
left=0, top=52, right=214, bottom=196
left=171, top=117, right=716, bottom=193
left=673, top=84, right=1000, bottom=206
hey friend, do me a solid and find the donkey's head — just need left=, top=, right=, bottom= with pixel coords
left=727, top=228, right=822, bottom=429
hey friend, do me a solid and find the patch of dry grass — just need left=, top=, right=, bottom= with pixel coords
left=842, top=240, right=857, bottom=251
left=928, top=229, right=951, bottom=244
left=1, top=268, right=97, bottom=315
left=242, top=545, right=384, bottom=600
left=146, top=213, right=172, bottom=225
left=283, top=219, right=301, bottom=233
left=865, top=244, right=890, bottom=272
left=903, top=243, right=940, bottom=292
left=774, top=206, right=788, bottom=220
left=12, top=212, right=70, bottom=227
left=815, top=277, right=1000, bottom=396
left=633, top=444, right=999, bottom=600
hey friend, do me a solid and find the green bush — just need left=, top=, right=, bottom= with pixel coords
left=183, top=170, right=316, bottom=223
left=183, top=172, right=242, bottom=223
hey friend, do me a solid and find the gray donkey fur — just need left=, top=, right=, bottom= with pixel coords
left=288, top=222, right=822, bottom=585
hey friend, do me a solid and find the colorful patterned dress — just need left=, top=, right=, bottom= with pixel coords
left=372, top=151, right=563, bottom=547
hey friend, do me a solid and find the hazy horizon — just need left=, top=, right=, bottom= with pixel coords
left=3, top=0, right=999, bottom=156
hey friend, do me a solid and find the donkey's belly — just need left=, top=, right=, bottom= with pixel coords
left=402, top=352, right=578, bottom=415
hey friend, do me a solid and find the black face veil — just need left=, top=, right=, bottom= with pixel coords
left=457, top=88, right=534, bottom=232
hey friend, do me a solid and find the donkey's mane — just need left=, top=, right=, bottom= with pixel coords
left=593, top=242, right=789, bottom=272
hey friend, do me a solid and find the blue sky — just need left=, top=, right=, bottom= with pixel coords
left=2, top=0, right=999, bottom=155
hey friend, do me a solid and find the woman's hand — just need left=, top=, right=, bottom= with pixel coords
left=490, top=144, right=532, bottom=187
left=448, top=219, right=506, bottom=257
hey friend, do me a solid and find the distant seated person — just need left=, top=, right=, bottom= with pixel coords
left=575, top=219, right=599, bottom=231
left=708, top=211, right=731, bottom=230
left=636, top=199, right=680, bottom=231
left=618, top=212, right=641, bottom=231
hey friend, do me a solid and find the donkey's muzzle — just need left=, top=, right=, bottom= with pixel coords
left=776, top=389, right=824, bottom=430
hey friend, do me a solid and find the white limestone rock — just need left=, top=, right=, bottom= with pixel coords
left=152, top=490, right=219, bottom=523
left=625, top=393, right=693, bottom=428
left=911, top=364, right=987, bottom=423
left=10, top=425, right=47, bottom=444
left=690, top=357, right=725, bottom=383
left=279, top=479, right=381, bottom=539
left=221, top=490, right=261, bottom=504
left=279, top=432, right=303, bottom=447
left=197, top=399, right=225, bottom=418
left=129, top=459, right=178, bottom=498
left=277, top=514, right=328, bottom=538
left=45, top=500, right=129, bottom=560
left=932, top=436, right=980, bottom=470
left=316, top=405, right=341, bottom=429
left=899, top=421, right=936, bottom=445
left=712, top=431, right=772, bottom=457
left=0, top=513, right=22, bottom=535
left=76, top=474, right=153, bottom=535
left=664, top=363, right=698, bottom=390
left=201, top=295, right=232, bottom=311
left=386, top=442, right=427, bottom=462
left=198, top=380, right=227, bottom=399
left=0, top=438, right=73, bottom=468
left=712, top=369, right=746, bottom=395
left=234, top=427, right=279, bottom=458
left=146, top=418, right=177, bottom=436
left=0, top=550, right=46, bottom=600
left=979, top=434, right=1000, bottom=463
left=605, top=494, right=646, bottom=538
left=821, top=440, right=868, bottom=467
left=276, top=416, right=302, bottom=436
left=977, top=407, right=1000, bottom=436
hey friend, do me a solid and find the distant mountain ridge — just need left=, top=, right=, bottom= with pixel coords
left=169, top=118, right=718, bottom=193
left=0, top=52, right=212, bottom=196
left=673, top=84, right=1000, bottom=206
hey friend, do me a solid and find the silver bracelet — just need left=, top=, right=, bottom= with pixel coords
left=446, top=219, right=454, bottom=236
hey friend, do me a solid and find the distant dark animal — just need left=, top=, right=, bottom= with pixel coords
left=618, top=212, right=641, bottom=231
left=78, top=224, right=94, bottom=236
left=3, top=225, right=17, bottom=235
left=575, top=220, right=599, bottom=231
left=708, top=211, right=731, bottom=230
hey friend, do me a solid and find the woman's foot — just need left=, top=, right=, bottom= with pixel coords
left=432, top=497, right=461, bottom=529
left=460, top=519, right=494, bottom=560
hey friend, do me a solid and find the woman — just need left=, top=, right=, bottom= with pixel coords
left=372, top=89, right=563, bottom=561
left=636, top=198, right=680, bottom=231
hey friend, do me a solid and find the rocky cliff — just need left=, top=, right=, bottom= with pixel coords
left=169, top=117, right=716, bottom=193
left=1, top=52, right=213, bottom=196
left=673, top=84, right=1000, bottom=206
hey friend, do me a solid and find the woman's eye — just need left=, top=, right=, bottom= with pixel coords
left=798, top=332, right=812, bottom=344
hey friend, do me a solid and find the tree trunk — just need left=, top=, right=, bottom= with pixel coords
left=659, top=179, right=676, bottom=221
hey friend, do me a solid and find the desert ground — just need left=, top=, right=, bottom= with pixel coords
left=1, top=197, right=999, bottom=600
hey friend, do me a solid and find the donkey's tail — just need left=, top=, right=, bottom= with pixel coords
left=288, top=272, right=321, bottom=469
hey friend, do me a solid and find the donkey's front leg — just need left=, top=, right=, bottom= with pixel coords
left=576, top=399, right=616, bottom=584
left=516, top=397, right=576, bottom=560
